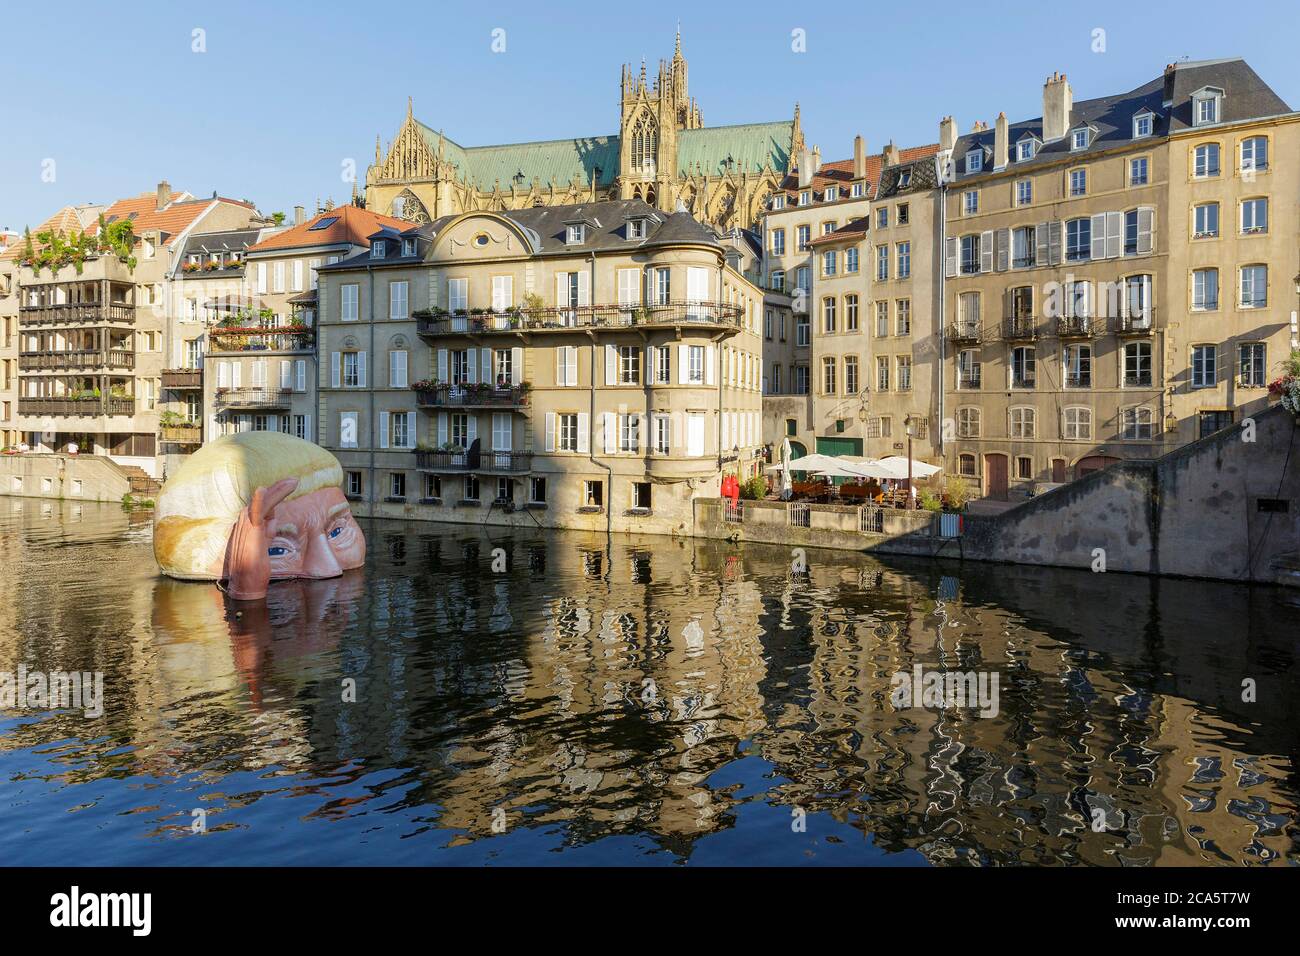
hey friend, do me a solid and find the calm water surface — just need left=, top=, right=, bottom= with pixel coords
left=1, top=499, right=1297, bottom=865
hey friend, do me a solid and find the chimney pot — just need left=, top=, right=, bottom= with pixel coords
left=294, top=205, right=305, bottom=226
left=993, top=111, right=1009, bottom=170
left=1042, top=72, right=1073, bottom=142
left=156, top=180, right=171, bottom=211
left=853, top=135, right=866, bottom=180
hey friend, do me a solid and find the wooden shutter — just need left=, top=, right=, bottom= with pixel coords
left=279, top=360, right=292, bottom=389
left=1047, top=221, right=1062, bottom=265
left=1104, top=211, right=1123, bottom=259
left=304, top=414, right=312, bottom=443
left=705, top=345, right=715, bottom=385
left=555, top=273, right=567, bottom=310
left=357, top=351, right=367, bottom=388
left=980, top=231, right=994, bottom=272
left=437, top=412, right=448, bottom=446
left=330, top=352, right=340, bottom=388
left=295, top=359, right=306, bottom=392
left=1136, top=207, right=1154, bottom=254
left=481, top=348, right=492, bottom=384
left=944, top=237, right=957, bottom=277
left=511, top=347, right=523, bottom=386
left=577, top=270, right=590, bottom=306
left=232, top=363, right=241, bottom=388
left=437, top=349, right=448, bottom=383
left=995, top=228, right=1009, bottom=272
left=603, top=412, right=616, bottom=454
left=378, top=411, right=389, bottom=449
left=605, top=344, right=616, bottom=385
left=466, top=414, right=477, bottom=446
left=576, top=412, right=590, bottom=453
left=465, top=348, right=476, bottom=384
left=1090, top=214, right=1107, bottom=260
left=678, top=344, right=688, bottom=384
left=566, top=347, right=578, bottom=386
left=1035, top=223, right=1048, bottom=266
left=545, top=412, right=556, bottom=451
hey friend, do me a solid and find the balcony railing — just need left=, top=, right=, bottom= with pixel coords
left=414, top=385, right=531, bottom=408
left=208, top=328, right=313, bottom=353
left=213, top=387, right=293, bottom=410
left=1115, top=311, right=1155, bottom=335
left=1123, top=372, right=1154, bottom=388
left=946, top=321, right=983, bottom=343
left=415, top=449, right=533, bottom=473
left=18, top=397, right=134, bottom=417
left=957, top=369, right=982, bottom=390
left=18, top=349, right=134, bottom=371
left=162, top=368, right=203, bottom=389
left=18, top=303, right=135, bottom=326
left=1056, top=316, right=1099, bottom=338
left=1064, top=373, right=1093, bottom=389
left=1001, top=315, right=1038, bottom=340
left=415, top=300, right=745, bottom=336
left=160, top=423, right=203, bottom=445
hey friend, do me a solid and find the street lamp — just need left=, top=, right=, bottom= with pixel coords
left=904, top=414, right=915, bottom=508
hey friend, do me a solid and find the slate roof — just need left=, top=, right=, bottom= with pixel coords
left=321, top=198, right=721, bottom=271
left=175, top=227, right=263, bottom=260
left=414, top=119, right=794, bottom=189
left=949, top=58, right=1291, bottom=184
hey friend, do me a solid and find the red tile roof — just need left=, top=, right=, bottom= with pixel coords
left=0, top=205, right=99, bottom=261
left=778, top=144, right=940, bottom=201
left=247, top=206, right=410, bottom=254
left=92, top=191, right=254, bottom=246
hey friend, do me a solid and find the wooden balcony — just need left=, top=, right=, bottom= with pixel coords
left=18, top=397, right=135, bottom=417
left=19, top=349, right=134, bottom=372
left=415, top=300, right=745, bottom=337
left=945, top=321, right=983, bottom=344
left=18, top=303, right=135, bottom=327
left=213, top=387, right=293, bottom=410
left=414, top=385, right=531, bottom=409
left=1000, top=315, right=1038, bottom=341
left=1056, top=316, right=1100, bottom=338
left=162, top=368, right=203, bottom=389
left=415, top=450, right=532, bottom=474
left=160, top=423, right=203, bottom=445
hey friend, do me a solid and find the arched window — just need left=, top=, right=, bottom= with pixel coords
left=631, top=115, right=658, bottom=173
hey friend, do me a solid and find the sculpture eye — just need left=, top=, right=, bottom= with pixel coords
left=268, top=546, right=289, bottom=556
left=328, top=526, right=343, bottom=539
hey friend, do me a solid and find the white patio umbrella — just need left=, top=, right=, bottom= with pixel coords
left=811, top=462, right=871, bottom=479
left=878, top=455, right=943, bottom=478
left=765, top=452, right=843, bottom=473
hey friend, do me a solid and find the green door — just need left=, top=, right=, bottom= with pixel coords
left=814, top=437, right=863, bottom=484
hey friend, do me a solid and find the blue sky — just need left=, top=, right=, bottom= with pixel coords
left=3, top=0, right=1297, bottom=232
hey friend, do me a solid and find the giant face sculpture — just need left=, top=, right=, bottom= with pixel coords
left=154, top=432, right=366, bottom=600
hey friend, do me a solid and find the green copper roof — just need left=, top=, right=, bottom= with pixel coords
left=677, top=121, right=793, bottom=177
left=414, top=118, right=794, bottom=190
left=417, top=122, right=621, bottom=189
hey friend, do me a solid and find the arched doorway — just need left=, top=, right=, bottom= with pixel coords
left=788, top=441, right=808, bottom=459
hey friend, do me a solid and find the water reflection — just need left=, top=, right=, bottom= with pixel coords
left=0, top=499, right=1296, bottom=865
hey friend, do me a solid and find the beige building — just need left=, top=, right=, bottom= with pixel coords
left=5, top=185, right=257, bottom=477
left=364, top=34, right=799, bottom=235
left=315, top=198, right=765, bottom=534
left=937, top=59, right=1296, bottom=500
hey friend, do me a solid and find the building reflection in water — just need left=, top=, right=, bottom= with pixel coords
left=0, top=498, right=1296, bottom=865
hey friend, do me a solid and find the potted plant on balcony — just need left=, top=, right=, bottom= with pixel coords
left=159, top=410, right=184, bottom=428
left=411, top=379, right=439, bottom=393
left=516, top=380, right=533, bottom=405
left=1268, top=349, right=1300, bottom=416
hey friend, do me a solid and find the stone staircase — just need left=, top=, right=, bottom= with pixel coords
left=117, top=464, right=162, bottom=498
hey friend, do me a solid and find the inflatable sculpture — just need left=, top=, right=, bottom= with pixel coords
left=153, top=432, right=366, bottom=600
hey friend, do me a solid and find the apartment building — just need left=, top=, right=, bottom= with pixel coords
left=200, top=205, right=409, bottom=452
left=938, top=59, right=1296, bottom=501
left=315, top=198, right=765, bottom=534
left=7, top=184, right=257, bottom=476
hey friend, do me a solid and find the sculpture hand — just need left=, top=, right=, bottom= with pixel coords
left=223, top=478, right=298, bottom=601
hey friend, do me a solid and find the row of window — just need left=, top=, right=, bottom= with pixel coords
left=347, top=472, right=662, bottom=513
left=770, top=181, right=869, bottom=210
left=212, top=357, right=310, bottom=391
left=954, top=405, right=1157, bottom=442
left=950, top=210, right=1155, bottom=276
left=820, top=354, right=913, bottom=395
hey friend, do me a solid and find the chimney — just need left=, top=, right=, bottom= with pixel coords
left=1042, top=71, right=1073, bottom=142
left=797, top=147, right=814, bottom=188
left=939, top=116, right=957, bottom=153
left=883, top=141, right=900, bottom=168
left=993, top=111, right=1009, bottom=170
left=853, top=135, right=866, bottom=180
left=156, top=180, right=171, bottom=211
left=294, top=205, right=305, bottom=226
left=811, top=145, right=822, bottom=177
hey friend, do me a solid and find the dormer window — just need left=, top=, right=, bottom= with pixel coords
left=1071, top=128, right=1090, bottom=151
left=626, top=218, right=647, bottom=240
left=824, top=186, right=839, bottom=202
left=1133, top=112, right=1153, bottom=138
left=1193, top=89, right=1222, bottom=127
left=370, top=240, right=387, bottom=259
left=851, top=182, right=864, bottom=198
left=965, top=150, right=982, bottom=174
left=565, top=224, right=585, bottom=245
left=798, top=191, right=811, bottom=207
left=771, top=195, right=786, bottom=210
left=1017, top=139, right=1035, bottom=161
left=401, top=238, right=416, bottom=257
left=898, top=170, right=911, bottom=188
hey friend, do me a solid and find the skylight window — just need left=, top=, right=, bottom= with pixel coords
left=309, top=216, right=339, bottom=231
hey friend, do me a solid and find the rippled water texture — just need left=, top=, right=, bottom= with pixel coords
left=1, top=499, right=1297, bottom=865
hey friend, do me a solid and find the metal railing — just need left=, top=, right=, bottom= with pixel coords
left=414, top=450, right=532, bottom=473
left=415, top=300, right=745, bottom=336
left=18, top=303, right=135, bottom=326
left=18, top=349, right=134, bottom=371
left=1064, top=372, right=1092, bottom=389
left=1115, top=311, right=1155, bottom=334
left=946, top=321, right=983, bottom=342
left=1056, top=316, right=1098, bottom=338
left=722, top=499, right=744, bottom=523
left=957, top=369, right=982, bottom=390
left=1123, top=372, right=1153, bottom=388
left=789, top=502, right=810, bottom=528
left=414, top=385, right=531, bottom=408
left=860, top=505, right=884, bottom=533
left=1001, top=315, right=1038, bottom=340
left=213, top=387, right=293, bottom=410
left=208, top=330, right=313, bottom=353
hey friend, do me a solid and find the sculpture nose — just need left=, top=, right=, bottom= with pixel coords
left=303, top=533, right=343, bottom=578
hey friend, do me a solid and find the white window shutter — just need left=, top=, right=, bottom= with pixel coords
left=545, top=412, right=556, bottom=451
left=330, top=352, right=340, bottom=388
left=466, top=415, right=477, bottom=446
left=944, top=238, right=957, bottom=277
left=232, top=363, right=242, bottom=388
left=603, top=412, right=616, bottom=454
left=555, top=273, right=567, bottom=310
left=1047, top=221, right=1062, bottom=265
left=1105, top=211, right=1123, bottom=259
left=566, top=347, right=578, bottom=386
left=637, top=414, right=647, bottom=451
left=705, top=345, right=715, bottom=385
left=577, top=270, right=590, bottom=306
left=465, top=348, right=477, bottom=384
left=577, top=412, right=590, bottom=453
left=437, top=349, right=448, bottom=382
left=304, top=414, right=312, bottom=443
left=995, top=228, right=1009, bottom=272
left=1090, top=214, right=1107, bottom=260
left=555, top=349, right=564, bottom=386
left=979, top=230, right=994, bottom=272
left=378, top=411, right=389, bottom=449
left=217, top=361, right=229, bottom=388
left=296, top=359, right=306, bottom=392
left=605, top=344, right=616, bottom=385
left=1136, top=207, right=1154, bottom=254
left=678, top=344, right=688, bottom=384
left=280, top=360, right=292, bottom=389
left=722, top=410, right=730, bottom=448
left=1035, top=223, right=1048, bottom=265
left=357, top=351, right=367, bottom=388
left=437, top=412, right=448, bottom=446
left=511, top=347, right=523, bottom=385
left=481, top=348, right=492, bottom=384
left=645, top=346, right=653, bottom=382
